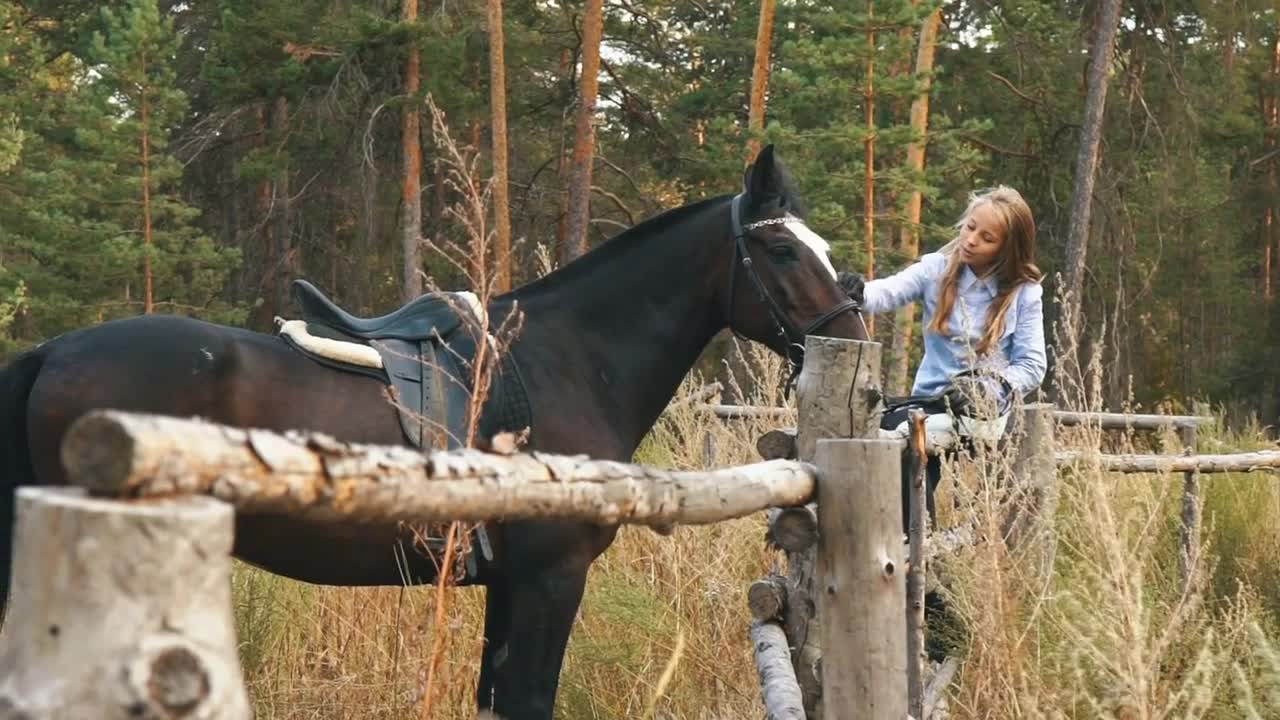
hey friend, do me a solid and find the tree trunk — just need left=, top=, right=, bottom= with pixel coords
left=561, top=0, right=605, bottom=265
left=401, top=0, right=424, bottom=302
left=245, top=101, right=276, bottom=330
left=751, top=620, right=805, bottom=720
left=356, top=127, right=380, bottom=316
left=862, top=0, right=877, bottom=336
left=746, top=0, right=777, bottom=162
left=815, top=439, right=907, bottom=720
left=140, top=61, right=154, bottom=315
left=488, top=0, right=512, bottom=292
left=887, top=7, right=942, bottom=396
left=1264, top=29, right=1279, bottom=300
left=430, top=155, right=444, bottom=258
left=554, top=47, right=573, bottom=264
left=785, top=337, right=883, bottom=717
left=735, top=1, right=779, bottom=402
left=1060, top=0, right=1123, bottom=369
left=272, top=96, right=293, bottom=316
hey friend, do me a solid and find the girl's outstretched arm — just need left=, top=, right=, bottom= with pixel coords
left=861, top=253, right=943, bottom=314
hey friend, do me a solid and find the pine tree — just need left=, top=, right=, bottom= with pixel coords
left=90, top=0, right=241, bottom=318
left=0, top=0, right=240, bottom=350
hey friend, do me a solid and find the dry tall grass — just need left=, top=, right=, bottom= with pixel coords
left=232, top=331, right=1279, bottom=718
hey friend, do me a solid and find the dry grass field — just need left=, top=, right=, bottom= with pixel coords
left=232, top=346, right=1280, bottom=719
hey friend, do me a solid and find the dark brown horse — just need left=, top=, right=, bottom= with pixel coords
left=0, top=146, right=866, bottom=719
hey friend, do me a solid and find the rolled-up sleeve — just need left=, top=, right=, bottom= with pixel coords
left=1000, top=282, right=1047, bottom=396
left=862, top=254, right=938, bottom=314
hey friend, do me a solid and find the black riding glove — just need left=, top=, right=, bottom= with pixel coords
left=836, top=271, right=866, bottom=306
left=944, top=374, right=1011, bottom=417
left=940, top=384, right=975, bottom=417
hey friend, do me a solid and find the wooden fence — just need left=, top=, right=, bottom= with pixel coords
left=0, top=336, right=930, bottom=720
left=6, top=334, right=1269, bottom=719
left=727, top=375, right=1280, bottom=719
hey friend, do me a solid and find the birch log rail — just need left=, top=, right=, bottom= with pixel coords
left=1051, top=410, right=1211, bottom=430
left=750, top=621, right=806, bottom=720
left=60, top=410, right=817, bottom=528
left=1055, top=448, right=1280, bottom=473
left=720, top=407, right=1214, bottom=433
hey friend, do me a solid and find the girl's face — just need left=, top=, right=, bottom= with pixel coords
left=958, top=202, right=1006, bottom=276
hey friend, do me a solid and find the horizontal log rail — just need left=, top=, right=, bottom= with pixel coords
left=699, top=403, right=1212, bottom=431
left=61, top=410, right=817, bottom=528
left=1057, top=449, right=1280, bottom=474
left=1051, top=410, right=1211, bottom=430
left=757, top=428, right=1275, bottom=475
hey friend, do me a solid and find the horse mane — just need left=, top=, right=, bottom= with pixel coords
left=507, top=194, right=731, bottom=298
left=506, top=164, right=810, bottom=300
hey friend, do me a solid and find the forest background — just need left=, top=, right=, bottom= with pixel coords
left=4, top=3, right=1280, bottom=719
left=1, top=0, right=1278, bottom=422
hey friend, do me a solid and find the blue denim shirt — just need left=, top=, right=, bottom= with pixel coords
left=863, top=252, right=1047, bottom=401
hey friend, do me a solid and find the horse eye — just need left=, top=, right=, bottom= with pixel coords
left=766, top=245, right=798, bottom=262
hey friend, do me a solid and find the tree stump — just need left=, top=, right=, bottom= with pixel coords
left=0, top=487, right=249, bottom=719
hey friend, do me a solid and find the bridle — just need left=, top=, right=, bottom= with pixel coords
left=725, top=193, right=864, bottom=381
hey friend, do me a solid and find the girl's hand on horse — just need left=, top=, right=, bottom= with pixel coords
left=837, top=271, right=866, bottom=306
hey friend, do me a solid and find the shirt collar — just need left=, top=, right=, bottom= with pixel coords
left=959, top=264, right=999, bottom=297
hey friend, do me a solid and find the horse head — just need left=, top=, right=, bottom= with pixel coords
left=722, top=144, right=869, bottom=369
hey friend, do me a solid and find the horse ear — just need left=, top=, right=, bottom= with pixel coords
left=744, top=144, right=779, bottom=209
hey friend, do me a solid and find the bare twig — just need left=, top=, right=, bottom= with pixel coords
left=985, top=71, right=1042, bottom=106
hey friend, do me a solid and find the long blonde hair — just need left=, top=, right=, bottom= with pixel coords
left=928, top=186, right=1042, bottom=355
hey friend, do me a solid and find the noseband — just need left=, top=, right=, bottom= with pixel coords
left=726, top=193, right=864, bottom=376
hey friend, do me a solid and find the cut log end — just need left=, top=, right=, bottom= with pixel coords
left=141, top=646, right=211, bottom=716
left=747, top=575, right=788, bottom=622
left=766, top=506, right=818, bottom=552
left=60, top=411, right=138, bottom=495
left=757, top=428, right=798, bottom=460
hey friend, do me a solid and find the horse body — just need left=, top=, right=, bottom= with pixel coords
left=0, top=146, right=865, bottom=719
left=23, top=316, right=424, bottom=583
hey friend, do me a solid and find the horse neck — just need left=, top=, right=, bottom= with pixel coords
left=503, top=204, right=731, bottom=455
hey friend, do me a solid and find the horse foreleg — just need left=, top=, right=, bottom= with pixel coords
left=476, top=579, right=512, bottom=712
left=481, top=561, right=590, bottom=720
left=0, top=486, right=12, bottom=619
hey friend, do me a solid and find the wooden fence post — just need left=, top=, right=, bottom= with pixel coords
left=795, top=336, right=883, bottom=459
left=780, top=336, right=883, bottom=718
left=1005, top=403, right=1057, bottom=575
left=814, top=438, right=907, bottom=720
left=0, top=487, right=249, bottom=719
left=1178, top=423, right=1200, bottom=593
left=905, top=411, right=928, bottom=720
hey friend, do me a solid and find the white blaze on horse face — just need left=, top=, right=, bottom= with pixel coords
left=786, top=214, right=838, bottom=280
